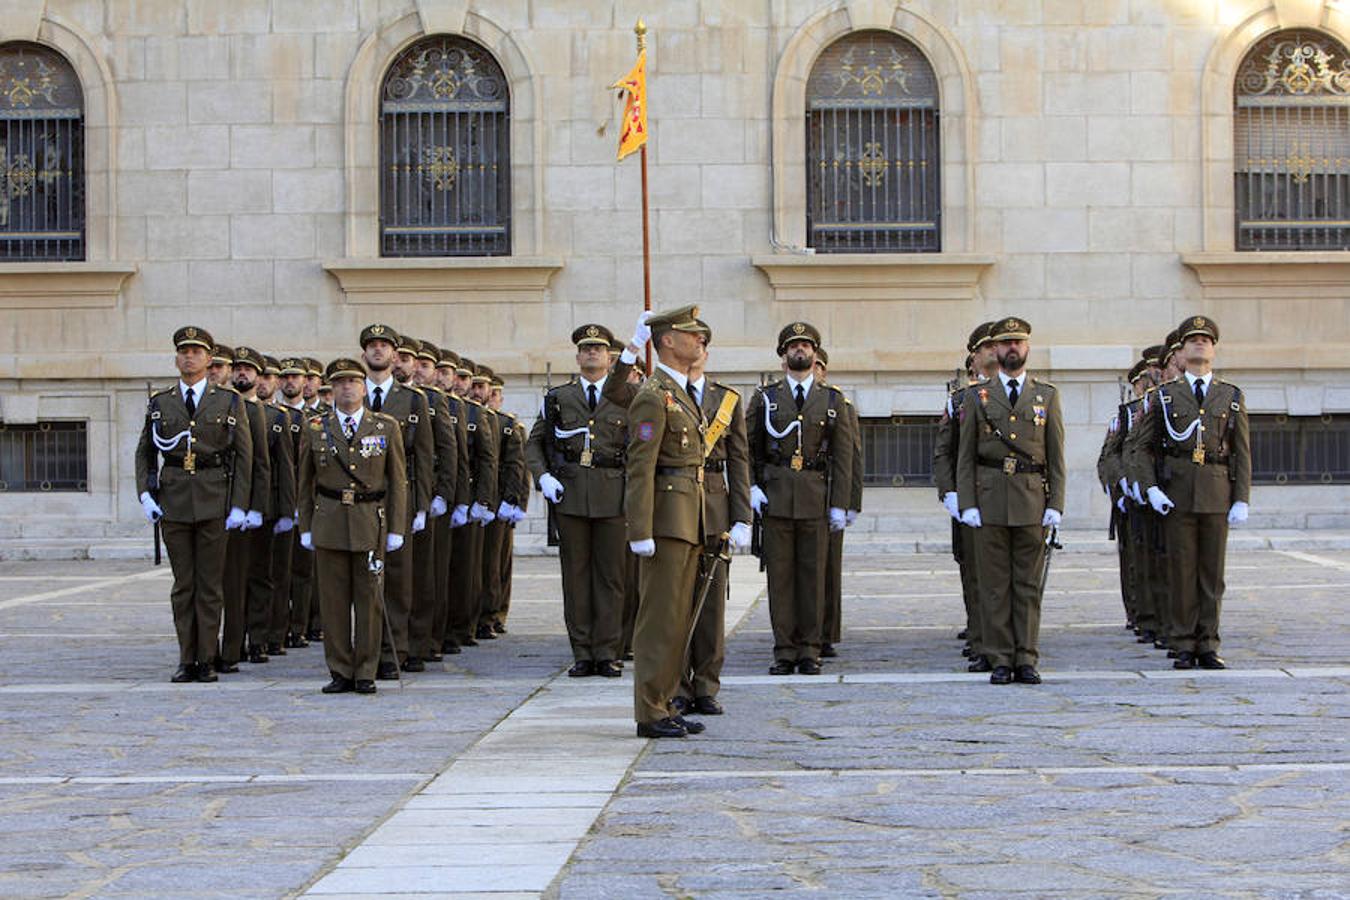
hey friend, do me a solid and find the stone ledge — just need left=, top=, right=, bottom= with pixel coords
left=751, top=253, right=994, bottom=302
left=323, top=257, right=564, bottom=305
left=1182, top=251, right=1350, bottom=299
left=0, top=262, right=137, bottom=309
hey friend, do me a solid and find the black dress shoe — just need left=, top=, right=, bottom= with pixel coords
left=1014, top=665, right=1042, bottom=685
left=293, top=634, right=310, bottom=648
left=671, top=696, right=691, bottom=715
left=195, top=663, right=218, bottom=683
left=957, top=629, right=969, bottom=640
left=567, top=660, right=594, bottom=678
left=425, top=650, right=443, bottom=662
left=376, top=661, right=400, bottom=680
left=1137, top=630, right=1156, bottom=644
left=622, top=649, right=634, bottom=661
left=989, top=666, right=1014, bottom=685
left=493, top=622, right=507, bottom=634
left=1155, top=638, right=1170, bottom=650
left=961, top=643, right=972, bottom=658
left=820, top=643, right=838, bottom=658
left=672, top=714, right=705, bottom=734
left=797, top=659, right=822, bottom=675
left=215, top=658, right=239, bottom=674
left=1124, top=620, right=1135, bottom=631
left=306, top=628, right=324, bottom=642
left=354, top=679, right=377, bottom=694
left=442, top=640, right=462, bottom=655
left=268, top=642, right=286, bottom=656
left=171, top=664, right=195, bottom=684
left=595, top=660, right=622, bottom=678
left=247, top=646, right=269, bottom=664
left=461, top=636, right=479, bottom=647
left=322, top=675, right=354, bottom=694
left=769, top=659, right=795, bottom=676
left=636, top=717, right=687, bottom=738
left=284, top=634, right=301, bottom=649
left=401, top=657, right=425, bottom=673
left=1197, top=651, right=1227, bottom=670
left=475, top=624, right=497, bottom=640
left=1173, top=651, right=1197, bottom=669
left=1166, top=648, right=1179, bottom=658
left=691, top=696, right=724, bottom=715
left=967, top=656, right=992, bottom=673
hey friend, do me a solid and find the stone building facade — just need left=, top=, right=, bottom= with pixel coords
left=1, top=0, right=1348, bottom=541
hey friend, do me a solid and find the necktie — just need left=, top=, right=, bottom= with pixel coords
left=687, top=382, right=700, bottom=408
left=371, top=386, right=383, bottom=412
left=1008, top=379, right=1020, bottom=408
left=1194, top=379, right=1205, bottom=407
left=794, top=384, right=805, bottom=411
left=344, top=416, right=356, bottom=440
left=184, top=387, right=196, bottom=417
left=587, top=384, right=597, bottom=411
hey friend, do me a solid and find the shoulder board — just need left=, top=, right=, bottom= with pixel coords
left=843, top=396, right=853, bottom=406
left=151, top=387, right=174, bottom=399
left=826, top=383, right=845, bottom=394
left=709, top=381, right=740, bottom=399
left=1029, top=377, right=1057, bottom=390
left=1215, top=378, right=1239, bottom=390
left=1160, top=376, right=1183, bottom=387
left=544, top=384, right=569, bottom=397
left=372, top=411, right=399, bottom=426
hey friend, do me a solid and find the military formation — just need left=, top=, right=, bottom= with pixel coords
left=137, top=325, right=527, bottom=692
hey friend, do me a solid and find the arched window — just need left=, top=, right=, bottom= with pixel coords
left=380, top=35, right=510, bottom=257
left=1235, top=29, right=1350, bottom=251
left=0, top=42, right=84, bottom=261
left=805, top=30, right=939, bottom=254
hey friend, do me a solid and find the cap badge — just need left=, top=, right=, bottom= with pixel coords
left=1193, top=316, right=1205, bottom=328
left=586, top=325, right=599, bottom=338
left=185, top=327, right=198, bottom=339
left=371, top=325, right=385, bottom=335
left=1005, top=318, right=1018, bottom=330
left=691, top=306, right=700, bottom=318
left=792, top=323, right=806, bottom=335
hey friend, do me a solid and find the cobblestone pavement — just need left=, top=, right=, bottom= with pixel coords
left=0, top=547, right=1346, bottom=898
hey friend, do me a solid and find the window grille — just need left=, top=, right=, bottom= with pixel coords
left=806, top=31, right=940, bottom=253
left=0, top=42, right=84, bottom=261
left=1250, top=414, right=1350, bottom=484
left=1234, top=30, right=1350, bottom=250
left=0, top=421, right=88, bottom=491
left=861, top=416, right=936, bottom=486
left=380, top=35, right=510, bottom=257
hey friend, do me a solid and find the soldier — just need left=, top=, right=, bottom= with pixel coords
left=259, top=355, right=300, bottom=657
left=525, top=324, right=630, bottom=678
left=432, top=349, right=474, bottom=655
left=136, top=327, right=253, bottom=683
left=360, top=324, right=433, bottom=677
left=814, top=347, right=862, bottom=660
left=747, top=322, right=858, bottom=675
left=485, top=372, right=529, bottom=632
left=301, top=357, right=330, bottom=643
left=298, top=358, right=408, bottom=694
left=443, top=358, right=500, bottom=650
left=956, top=317, right=1065, bottom=686
left=625, top=305, right=711, bottom=738
left=1127, top=316, right=1250, bottom=669
left=277, top=357, right=314, bottom=649
left=219, top=346, right=272, bottom=671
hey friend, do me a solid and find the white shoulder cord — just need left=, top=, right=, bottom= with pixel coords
left=761, top=391, right=802, bottom=440
left=1158, top=390, right=1202, bottom=443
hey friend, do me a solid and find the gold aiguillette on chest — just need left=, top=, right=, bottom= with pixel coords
left=1192, top=446, right=1206, bottom=465
left=579, top=449, right=594, bottom=468
left=790, top=450, right=804, bottom=471
left=182, top=450, right=196, bottom=473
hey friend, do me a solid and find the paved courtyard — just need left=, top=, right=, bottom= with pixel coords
left=0, top=543, right=1346, bottom=898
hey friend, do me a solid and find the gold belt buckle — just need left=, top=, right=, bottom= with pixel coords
left=341, top=487, right=356, bottom=506
left=1002, top=457, right=1018, bottom=475
left=790, top=451, right=804, bottom=472
left=182, top=450, right=196, bottom=474
left=696, top=467, right=705, bottom=485
left=579, top=449, right=593, bottom=468
left=1192, top=446, right=1206, bottom=465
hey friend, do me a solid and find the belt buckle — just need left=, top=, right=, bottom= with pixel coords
left=790, top=451, right=804, bottom=472
left=341, top=488, right=355, bottom=506
left=1192, top=446, right=1206, bottom=466
left=183, top=450, right=196, bottom=474
left=696, top=467, right=704, bottom=485
left=579, top=449, right=593, bottom=468
left=1002, top=457, right=1018, bottom=475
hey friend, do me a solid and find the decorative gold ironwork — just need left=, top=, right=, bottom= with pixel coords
left=0, top=44, right=78, bottom=113
left=858, top=142, right=888, bottom=186
left=420, top=145, right=459, bottom=191
left=1236, top=30, right=1350, bottom=99
left=382, top=36, right=506, bottom=109
left=6, top=151, right=35, bottom=197
left=836, top=42, right=909, bottom=96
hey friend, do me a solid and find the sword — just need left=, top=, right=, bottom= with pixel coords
left=683, top=532, right=731, bottom=666
left=370, top=511, right=403, bottom=692
left=1039, top=525, right=1062, bottom=597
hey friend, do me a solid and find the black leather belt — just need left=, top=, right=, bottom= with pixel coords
left=768, top=460, right=826, bottom=472
left=978, top=457, right=1045, bottom=474
left=163, top=454, right=224, bottom=469
left=1166, top=448, right=1229, bottom=465
left=317, top=485, right=386, bottom=505
left=703, top=460, right=725, bottom=473
left=559, top=453, right=624, bottom=469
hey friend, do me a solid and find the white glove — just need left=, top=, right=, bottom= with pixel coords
left=225, top=507, right=247, bottom=530
left=828, top=507, right=847, bottom=532
left=1131, top=481, right=1144, bottom=504
left=299, top=532, right=313, bottom=551
left=1042, top=508, right=1062, bottom=528
left=750, top=485, right=768, bottom=515
left=507, top=504, right=527, bottom=523
left=411, top=511, right=427, bottom=533
left=1116, top=496, right=1126, bottom=513
left=942, top=492, right=960, bottom=519
left=429, top=495, right=448, bottom=518
left=273, top=516, right=294, bottom=534
left=728, top=521, right=752, bottom=549
left=1118, top=477, right=1129, bottom=499
left=1146, top=486, right=1174, bottom=516
left=139, top=491, right=163, bottom=524
left=539, top=473, right=564, bottom=504
left=386, top=533, right=404, bottom=552
left=451, top=504, right=469, bottom=527
left=470, top=502, right=495, bottom=526
left=629, top=538, right=656, bottom=557
left=960, top=508, right=982, bottom=528
left=1228, top=501, right=1249, bottom=525
left=845, top=510, right=859, bottom=527
left=630, top=310, right=653, bottom=349
left=497, top=500, right=514, bottom=520
left=245, top=510, right=263, bottom=530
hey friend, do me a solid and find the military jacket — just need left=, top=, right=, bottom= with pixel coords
left=422, top=385, right=458, bottom=504
left=366, top=381, right=434, bottom=518
left=242, top=398, right=272, bottom=518
left=260, top=402, right=296, bottom=520
left=847, top=398, right=863, bottom=512
left=461, top=398, right=500, bottom=508
left=496, top=411, right=529, bottom=508
left=1126, top=376, right=1251, bottom=515
left=525, top=377, right=629, bottom=519
left=934, top=383, right=973, bottom=498
left=135, top=382, right=254, bottom=524
left=1097, top=395, right=1143, bottom=502
left=298, top=410, right=408, bottom=552
left=624, top=368, right=706, bottom=545
left=956, top=376, right=1066, bottom=527
left=746, top=377, right=857, bottom=520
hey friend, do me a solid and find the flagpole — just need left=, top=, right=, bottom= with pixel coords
left=636, top=19, right=653, bottom=375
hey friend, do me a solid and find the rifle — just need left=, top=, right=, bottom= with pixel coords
left=543, top=362, right=560, bottom=548
left=1039, top=525, right=1062, bottom=598
left=144, top=382, right=162, bottom=566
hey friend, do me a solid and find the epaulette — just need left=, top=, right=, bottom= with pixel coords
left=371, top=411, right=398, bottom=427
left=1159, top=376, right=1182, bottom=388
left=151, top=387, right=174, bottom=399
left=1029, top=377, right=1057, bottom=389
left=710, top=381, right=740, bottom=399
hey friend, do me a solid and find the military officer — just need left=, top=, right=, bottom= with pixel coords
left=625, top=305, right=710, bottom=738
left=475, top=366, right=527, bottom=637
left=1127, top=316, right=1250, bottom=669
left=485, top=372, right=529, bottom=632
left=277, top=357, right=314, bottom=648
left=260, top=355, right=300, bottom=656
left=360, top=324, right=434, bottom=676
left=433, top=348, right=474, bottom=655
left=444, top=359, right=500, bottom=650
left=814, top=347, right=862, bottom=660
left=298, top=358, right=408, bottom=694
left=525, top=324, right=630, bottom=678
left=746, top=322, right=858, bottom=675
left=136, top=327, right=253, bottom=683
left=956, top=317, right=1066, bottom=686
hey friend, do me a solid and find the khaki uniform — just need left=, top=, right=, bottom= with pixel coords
left=956, top=376, right=1066, bottom=669
left=298, top=410, right=408, bottom=681
left=136, top=382, right=253, bottom=667
left=525, top=379, right=629, bottom=663
left=269, top=404, right=303, bottom=647
left=482, top=411, right=528, bottom=630
left=822, top=395, right=862, bottom=648
left=1127, top=377, right=1251, bottom=654
left=1122, top=389, right=1172, bottom=642
left=935, top=382, right=983, bottom=657
left=625, top=368, right=707, bottom=724
left=746, top=377, right=858, bottom=663
left=244, top=402, right=294, bottom=652
left=222, top=397, right=272, bottom=665
left=410, top=384, right=457, bottom=661
left=293, top=399, right=329, bottom=640
left=446, top=397, right=499, bottom=646
left=433, top=392, right=473, bottom=650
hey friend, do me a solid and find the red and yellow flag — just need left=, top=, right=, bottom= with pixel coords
left=611, top=50, right=647, bottom=161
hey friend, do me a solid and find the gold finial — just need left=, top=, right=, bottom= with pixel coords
left=635, top=18, right=647, bottom=52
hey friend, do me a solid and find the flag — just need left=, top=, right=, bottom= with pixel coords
left=612, top=50, right=647, bottom=161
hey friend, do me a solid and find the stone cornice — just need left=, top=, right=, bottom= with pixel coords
left=323, top=257, right=564, bottom=304
left=1182, top=251, right=1350, bottom=299
left=751, top=253, right=994, bottom=302
left=0, top=263, right=136, bottom=309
